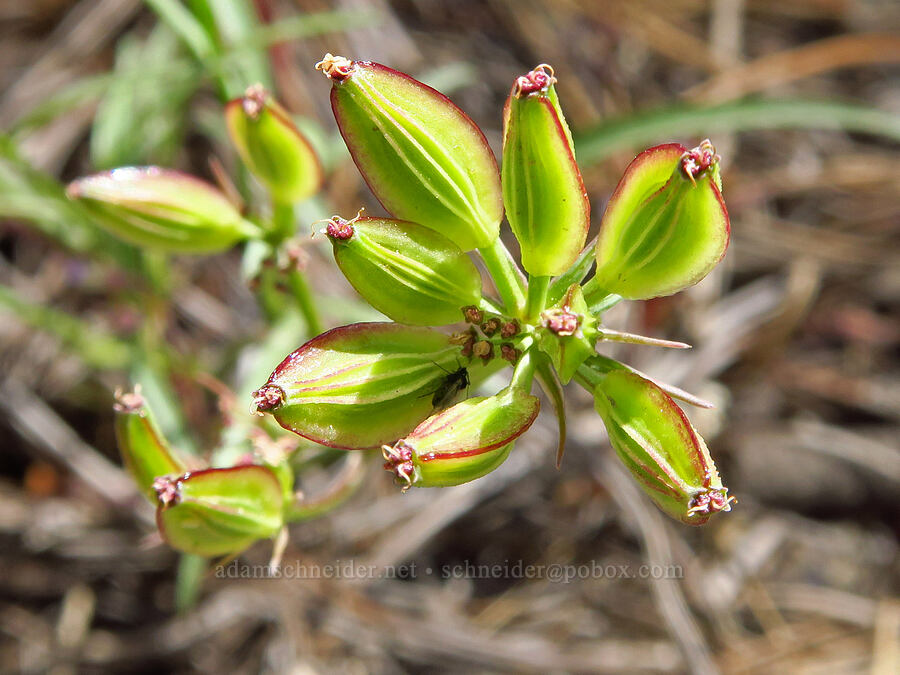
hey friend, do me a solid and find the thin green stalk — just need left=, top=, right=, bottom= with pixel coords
left=175, top=553, right=207, bottom=613
left=526, top=275, right=551, bottom=322
left=286, top=453, right=367, bottom=522
left=270, top=200, right=297, bottom=246
left=582, top=276, right=623, bottom=316
left=270, top=199, right=323, bottom=333
left=478, top=237, right=527, bottom=318
left=509, top=345, right=536, bottom=392
left=287, top=267, right=323, bottom=335
left=477, top=295, right=504, bottom=315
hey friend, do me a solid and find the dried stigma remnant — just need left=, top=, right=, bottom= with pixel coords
left=319, top=208, right=365, bottom=240
left=252, top=385, right=285, bottom=413
left=513, top=63, right=556, bottom=97
left=688, top=488, right=735, bottom=518
left=383, top=441, right=414, bottom=491
left=681, top=139, right=720, bottom=186
left=542, top=309, right=581, bottom=337
left=153, top=474, right=183, bottom=508
left=315, top=53, right=354, bottom=81
left=241, top=83, right=267, bottom=119
left=113, top=386, right=144, bottom=414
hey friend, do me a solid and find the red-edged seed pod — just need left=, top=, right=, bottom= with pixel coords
left=225, top=84, right=322, bottom=203
left=252, top=322, right=504, bottom=449
left=593, top=370, right=732, bottom=525
left=316, top=54, right=503, bottom=252
left=383, top=386, right=540, bottom=488
left=66, top=167, right=258, bottom=253
left=501, top=65, right=589, bottom=276
left=593, top=140, right=730, bottom=299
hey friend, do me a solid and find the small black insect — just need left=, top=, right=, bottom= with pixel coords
left=430, top=362, right=469, bottom=410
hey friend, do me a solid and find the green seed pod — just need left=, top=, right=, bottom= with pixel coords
left=325, top=214, right=483, bottom=325
left=154, top=465, right=284, bottom=557
left=225, top=84, right=322, bottom=203
left=383, top=386, right=539, bottom=488
left=253, top=322, right=503, bottom=449
left=316, top=54, right=502, bottom=252
left=66, top=167, right=259, bottom=253
left=113, top=388, right=187, bottom=502
left=593, top=141, right=730, bottom=299
left=501, top=65, right=589, bottom=276
left=593, top=370, right=732, bottom=525
left=536, top=283, right=598, bottom=384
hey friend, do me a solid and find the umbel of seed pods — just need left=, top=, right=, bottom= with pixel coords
left=248, top=55, right=734, bottom=526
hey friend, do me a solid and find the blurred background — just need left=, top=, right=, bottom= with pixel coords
left=1, top=0, right=898, bottom=672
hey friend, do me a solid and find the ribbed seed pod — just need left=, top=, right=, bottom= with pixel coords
left=593, top=141, right=730, bottom=299
left=114, top=389, right=187, bottom=502
left=225, top=84, right=322, bottom=203
left=154, top=465, right=285, bottom=556
left=325, top=215, right=483, bottom=325
left=66, top=167, right=258, bottom=253
left=253, top=322, right=503, bottom=449
left=593, top=370, right=732, bottom=525
left=501, top=65, right=589, bottom=276
left=383, top=386, right=539, bottom=488
left=317, top=54, right=503, bottom=252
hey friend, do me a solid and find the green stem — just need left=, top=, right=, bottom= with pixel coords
left=257, top=265, right=284, bottom=321
left=478, top=238, right=527, bottom=319
left=477, top=295, right=504, bottom=315
left=270, top=199, right=323, bottom=334
left=287, top=267, right=323, bottom=335
left=509, top=345, right=536, bottom=392
left=285, top=453, right=367, bottom=522
left=175, top=553, right=207, bottom=613
left=526, top=275, right=551, bottom=322
left=582, top=276, right=623, bottom=316
left=270, top=200, right=297, bottom=246
left=574, top=363, right=602, bottom=391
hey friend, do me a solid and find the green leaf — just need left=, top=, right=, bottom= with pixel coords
left=534, top=353, right=567, bottom=467
left=0, top=138, right=141, bottom=268
left=0, top=284, right=133, bottom=371
left=187, top=0, right=272, bottom=97
left=575, top=98, right=900, bottom=166
left=91, top=27, right=198, bottom=169
left=145, top=0, right=216, bottom=62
